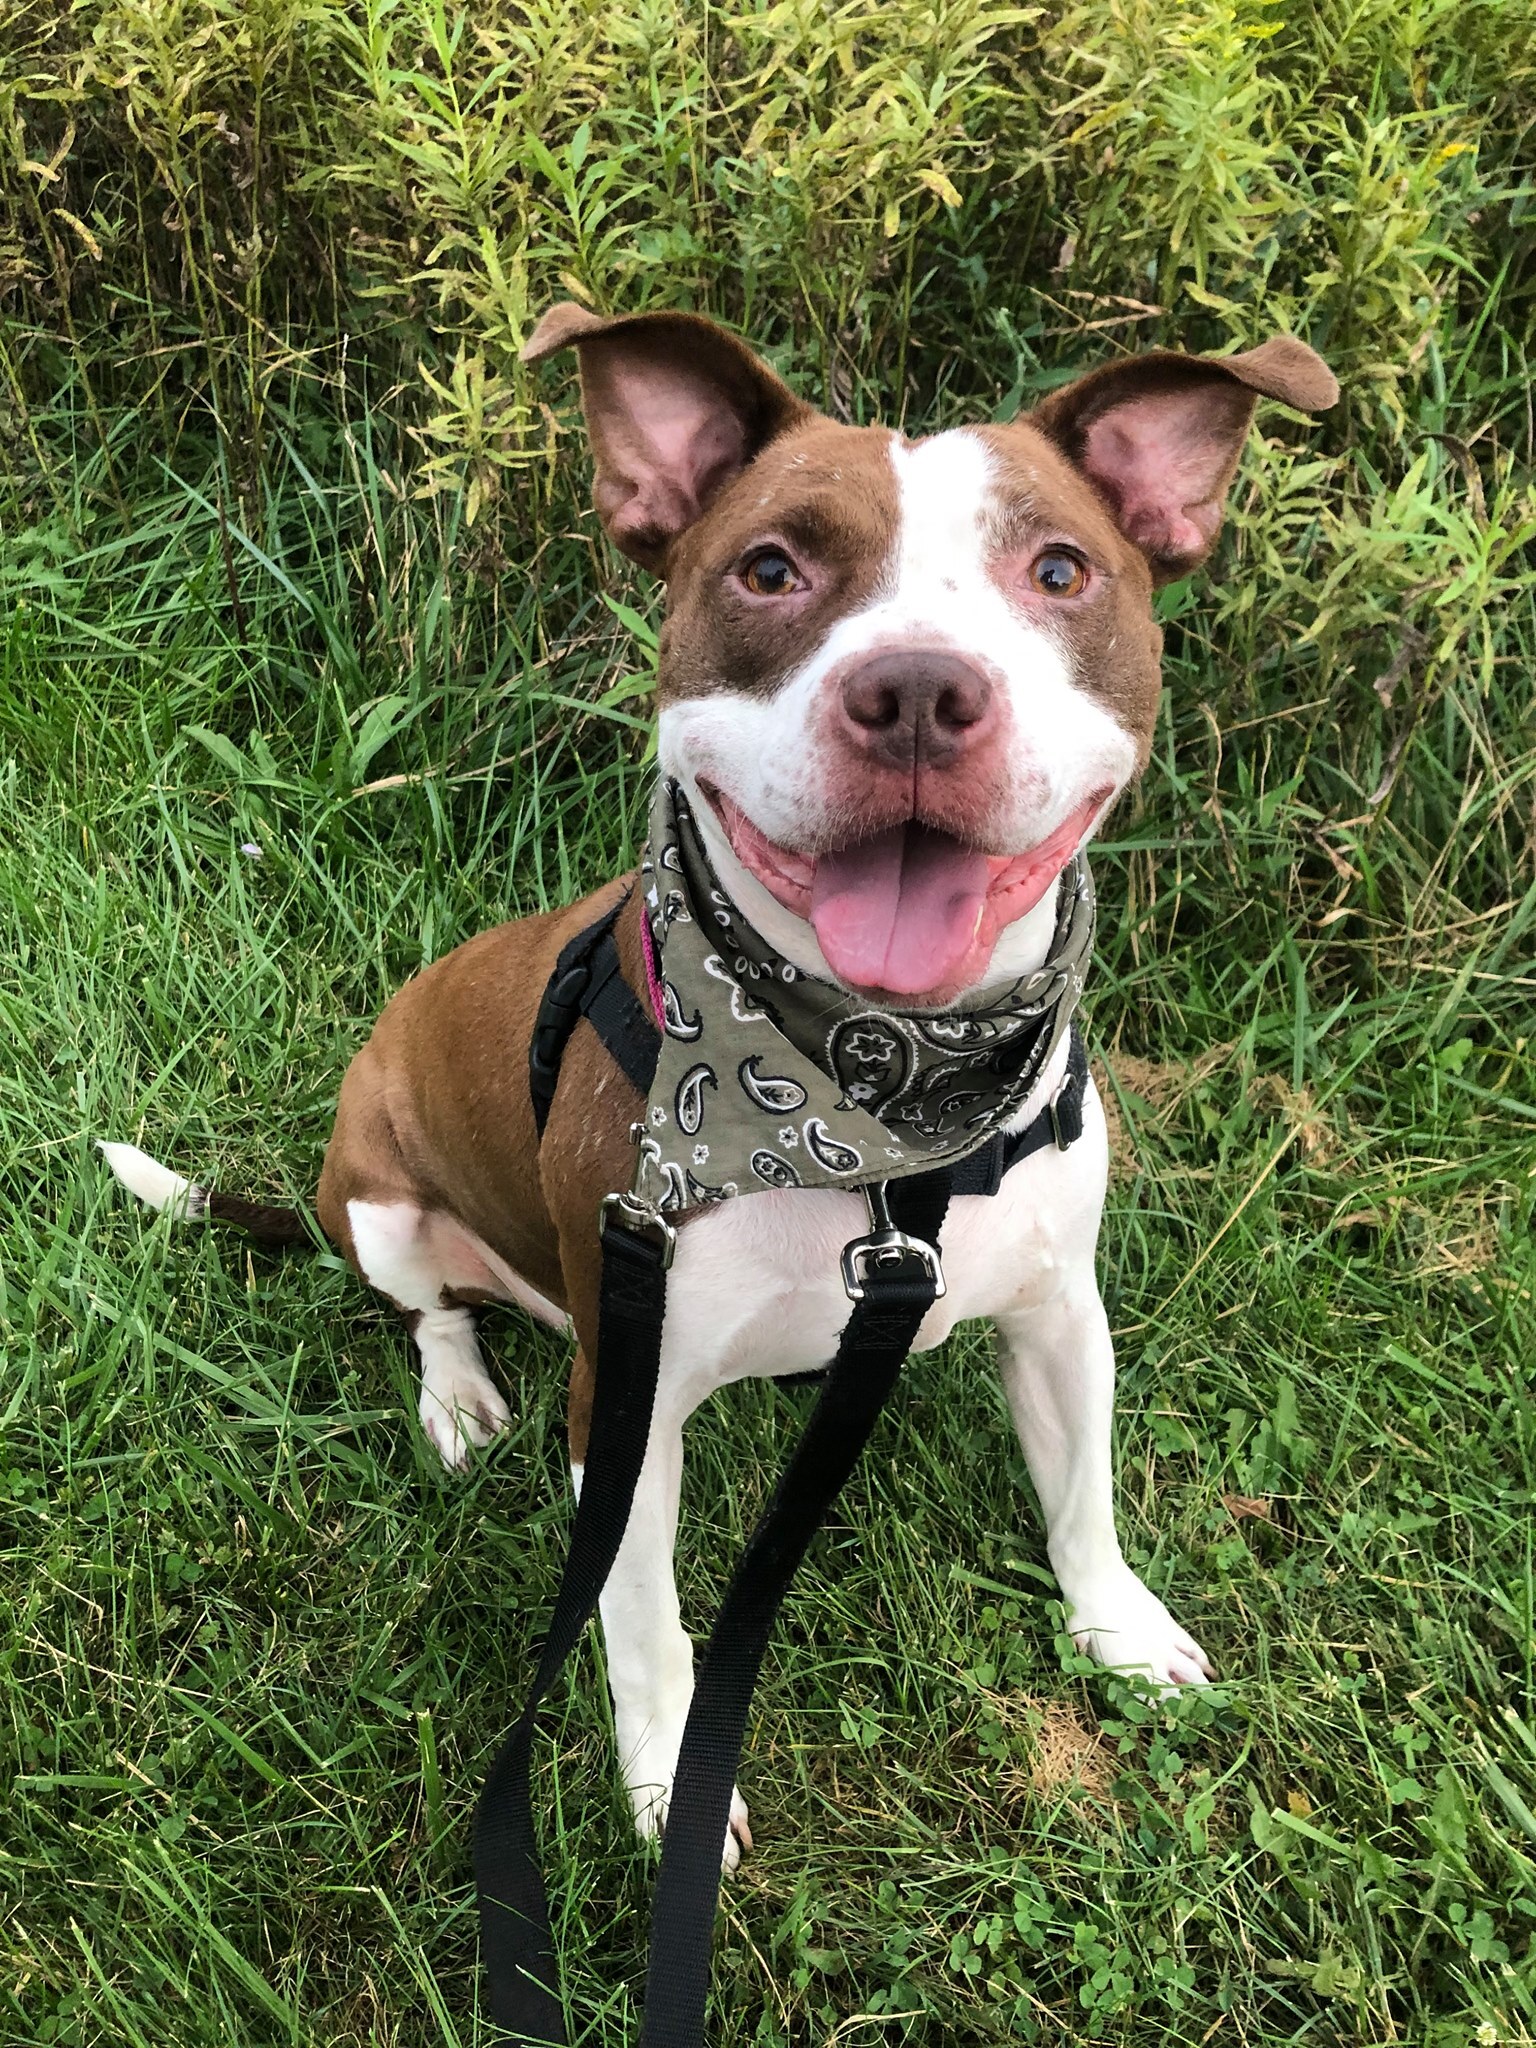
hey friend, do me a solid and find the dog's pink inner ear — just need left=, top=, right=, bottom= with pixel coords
left=1074, top=379, right=1256, bottom=571
left=583, top=342, right=756, bottom=563
left=1036, top=339, right=1336, bottom=581
left=522, top=305, right=808, bottom=571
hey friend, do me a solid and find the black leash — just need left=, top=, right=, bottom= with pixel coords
left=475, top=1169, right=952, bottom=2046
left=639, top=1166, right=952, bottom=2047
left=474, top=1211, right=671, bottom=2044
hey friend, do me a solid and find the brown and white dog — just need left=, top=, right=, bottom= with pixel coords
left=104, top=304, right=1336, bottom=1869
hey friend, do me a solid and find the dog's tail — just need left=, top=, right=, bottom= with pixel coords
left=98, top=1142, right=310, bottom=1248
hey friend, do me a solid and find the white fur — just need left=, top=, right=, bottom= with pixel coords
left=585, top=1061, right=1210, bottom=1865
left=658, top=426, right=1139, bottom=999
left=97, top=1141, right=208, bottom=1220
left=414, top=1305, right=512, bottom=1471
left=346, top=1199, right=562, bottom=1469
left=348, top=1197, right=568, bottom=1330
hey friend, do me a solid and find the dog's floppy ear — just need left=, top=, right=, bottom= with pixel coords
left=523, top=303, right=810, bottom=572
left=1032, top=337, right=1338, bottom=583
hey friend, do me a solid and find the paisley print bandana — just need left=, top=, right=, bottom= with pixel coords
left=634, top=779, right=1096, bottom=1213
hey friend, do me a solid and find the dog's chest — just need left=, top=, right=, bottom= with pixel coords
left=656, top=1078, right=1110, bottom=1397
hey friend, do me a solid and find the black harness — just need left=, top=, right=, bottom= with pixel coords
left=527, top=897, right=657, bottom=1128
left=476, top=899, right=1088, bottom=2045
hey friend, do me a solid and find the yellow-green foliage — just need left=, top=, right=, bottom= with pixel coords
left=0, top=0, right=1531, bottom=906
left=0, top=0, right=1528, bottom=503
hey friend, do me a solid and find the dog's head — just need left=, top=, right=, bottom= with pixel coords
left=526, top=303, right=1336, bottom=1007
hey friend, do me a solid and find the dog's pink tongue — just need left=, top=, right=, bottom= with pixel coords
left=810, top=824, right=990, bottom=996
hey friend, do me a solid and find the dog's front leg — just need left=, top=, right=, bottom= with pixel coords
left=581, top=1371, right=753, bottom=1870
left=995, top=1275, right=1213, bottom=1691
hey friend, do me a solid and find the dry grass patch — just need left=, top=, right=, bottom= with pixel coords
left=1247, top=1075, right=1339, bottom=1163
left=1025, top=1697, right=1114, bottom=1800
left=984, top=1693, right=1116, bottom=1806
left=1098, top=1052, right=1349, bottom=1178
left=1414, top=1184, right=1524, bottom=1288
left=1096, top=1044, right=1232, bottom=1178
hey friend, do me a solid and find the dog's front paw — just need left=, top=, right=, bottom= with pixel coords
left=628, top=1747, right=753, bottom=1873
left=1067, top=1569, right=1213, bottom=1693
left=418, top=1358, right=511, bottom=1470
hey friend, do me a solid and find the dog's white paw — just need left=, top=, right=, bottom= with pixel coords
left=1067, top=1569, right=1214, bottom=1693
left=628, top=1747, right=753, bottom=1873
left=418, top=1359, right=511, bottom=1470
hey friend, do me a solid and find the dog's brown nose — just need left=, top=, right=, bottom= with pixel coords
left=838, top=650, right=997, bottom=770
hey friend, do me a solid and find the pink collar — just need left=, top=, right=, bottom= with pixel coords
left=638, top=902, right=665, bottom=1028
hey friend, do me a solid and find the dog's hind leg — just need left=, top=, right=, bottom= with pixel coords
left=347, top=1199, right=565, bottom=1470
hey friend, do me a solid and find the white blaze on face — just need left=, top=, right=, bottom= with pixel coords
left=659, top=427, right=1139, bottom=986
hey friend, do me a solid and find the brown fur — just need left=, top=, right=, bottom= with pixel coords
left=205, top=1190, right=310, bottom=1246
left=659, top=419, right=902, bottom=703
left=316, top=880, right=655, bottom=1457
left=977, top=421, right=1165, bottom=764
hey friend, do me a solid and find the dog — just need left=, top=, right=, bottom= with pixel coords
left=104, top=302, right=1336, bottom=1872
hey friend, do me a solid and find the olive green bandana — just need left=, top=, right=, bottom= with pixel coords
left=632, top=779, right=1095, bottom=1213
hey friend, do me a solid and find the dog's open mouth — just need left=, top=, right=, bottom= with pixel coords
left=698, top=782, right=1110, bottom=1002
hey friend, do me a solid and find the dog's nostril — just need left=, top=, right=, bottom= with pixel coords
left=933, top=677, right=989, bottom=729
left=843, top=677, right=904, bottom=730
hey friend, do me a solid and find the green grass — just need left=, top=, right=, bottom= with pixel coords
left=3, top=408, right=1534, bottom=2048
left=2, top=0, right=1535, bottom=2042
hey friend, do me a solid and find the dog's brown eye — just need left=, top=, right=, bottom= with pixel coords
left=741, top=549, right=802, bottom=597
left=1030, top=549, right=1087, bottom=598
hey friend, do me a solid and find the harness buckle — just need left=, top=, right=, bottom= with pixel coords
left=1048, top=1073, right=1073, bottom=1151
left=600, top=1190, right=677, bottom=1270
left=1048, top=1089, right=1073, bottom=1155
left=840, top=1181, right=946, bottom=1302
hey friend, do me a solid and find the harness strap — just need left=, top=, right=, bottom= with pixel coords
left=529, top=895, right=660, bottom=1139
left=949, top=1021, right=1090, bottom=1195
left=475, top=1170, right=952, bottom=2046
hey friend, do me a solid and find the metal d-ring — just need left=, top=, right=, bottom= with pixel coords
left=600, top=1189, right=678, bottom=1269
left=839, top=1180, right=946, bottom=1302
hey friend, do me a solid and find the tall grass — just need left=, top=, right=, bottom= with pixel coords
left=2, top=4, right=1535, bottom=2045
left=2, top=2, right=1530, bottom=477
left=3, top=0, right=1531, bottom=908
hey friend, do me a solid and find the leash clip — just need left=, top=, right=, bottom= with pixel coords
left=600, top=1190, right=677, bottom=1270
left=840, top=1181, right=946, bottom=1303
